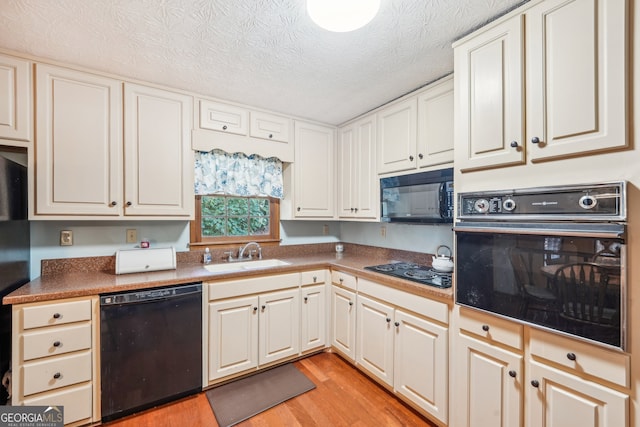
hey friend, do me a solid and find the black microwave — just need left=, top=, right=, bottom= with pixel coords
left=380, top=168, right=454, bottom=224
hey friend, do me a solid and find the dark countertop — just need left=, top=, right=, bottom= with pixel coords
left=3, top=252, right=453, bottom=305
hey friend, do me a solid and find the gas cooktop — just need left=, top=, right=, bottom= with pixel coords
left=364, top=262, right=452, bottom=288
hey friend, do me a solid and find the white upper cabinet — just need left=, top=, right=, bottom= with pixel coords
left=377, top=98, right=417, bottom=174
left=285, top=120, right=335, bottom=219
left=337, top=113, right=378, bottom=220
left=455, top=0, right=628, bottom=172
left=35, top=64, right=123, bottom=216
left=417, top=76, right=454, bottom=168
left=525, top=0, right=628, bottom=161
left=454, top=15, right=525, bottom=172
left=0, top=53, right=31, bottom=145
left=123, top=83, right=194, bottom=217
left=193, top=99, right=294, bottom=162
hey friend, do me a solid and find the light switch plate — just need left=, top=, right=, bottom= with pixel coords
left=126, top=229, right=137, bottom=244
left=60, top=230, right=73, bottom=246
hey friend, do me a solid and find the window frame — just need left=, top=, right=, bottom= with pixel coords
left=190, top=194, right=280, bottom=247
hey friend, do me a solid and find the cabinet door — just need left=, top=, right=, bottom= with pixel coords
left=198, top=99, right=247, bottom=135
left=0, top=54, right=31, bottom=144
left=124, top=83, right=194, bottom=217
left=455, top=15, right=525, bottom=172
left=527, top=360, right=628, bottom=427
left=35, top=64, right=122, bottom=216
left=526, top=0, right=628, bottom=161
left=377, top=98, right=417, bottom=174
left=456, top=334, right=523, bottom=427
left=258, top=288, right=300, bottom=365
left=417, top=77, right=454, bottom=168
left=250, top=111, right=291, bottom=143
left=293, top=121, right=335, bottom=218
left=330, top=285, right=356, bottom=360
left=354, top=114, right=378, bottom=219
left=394, top=310, right=448, bottom=424
left=337, top=123, right=356, bottom=218
left=356, top=294, right=394, bottom=387
left=209, top=296, right=259, bottom=380
left=300, top=284, right=326, bottom=353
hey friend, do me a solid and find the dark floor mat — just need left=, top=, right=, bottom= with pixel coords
left=206, top=363, right=316, bottom=427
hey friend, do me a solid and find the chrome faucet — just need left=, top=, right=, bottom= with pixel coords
left=238, top=242, right=262, bottom=260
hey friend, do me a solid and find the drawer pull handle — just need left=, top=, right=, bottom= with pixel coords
left=566, top=352, right=577, bottom=361
left=53, top=313, right=61, bottom=319
left=531, top=380, right=540, bottom=388
left=53, top=372, right=61, bottom=379
left=482, top=324, right=490, bottom=332
left=508, top=370, right=517, bottom=378
left=53, top=341, right=61, bottom=347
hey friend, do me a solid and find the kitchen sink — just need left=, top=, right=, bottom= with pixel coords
left=203, top=259, right=291, bottom=273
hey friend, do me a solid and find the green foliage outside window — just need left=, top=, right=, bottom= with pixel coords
left=201, top=196, right=270, bottom=237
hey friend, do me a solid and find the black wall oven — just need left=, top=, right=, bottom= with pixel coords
left=454, top=182, right=626, bottom=350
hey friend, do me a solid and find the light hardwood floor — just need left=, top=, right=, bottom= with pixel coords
left=104, top=352, right=437, bottom=427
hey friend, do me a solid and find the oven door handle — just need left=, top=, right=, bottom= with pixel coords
left=453, top=222, right=625, bottom=239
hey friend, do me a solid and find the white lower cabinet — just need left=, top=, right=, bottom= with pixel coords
left=11, top=297, right=99, bottom=426
left=355, top=278, right=450, bottom=425
left=330, top=284, right=357, bottom=361
left=300, top=279, right=327, bottom=353
left=207, top=273, right=308, bottom=384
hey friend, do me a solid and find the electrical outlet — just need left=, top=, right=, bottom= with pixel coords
left=126, top=229, right=137, bottom=244
left=380, top=226, right=386, bottom=238
left=60, top=230, right=73, bottom=246
left=323, top=224, right=329, bottom=235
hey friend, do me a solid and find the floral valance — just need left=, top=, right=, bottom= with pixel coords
left=194, top=150, right=284, bottom=199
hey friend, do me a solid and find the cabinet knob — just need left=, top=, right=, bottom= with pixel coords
left=418, top=153, right=423, bottom=159
left=510, top=141, right=519, bottom=148
left=531, top=136, right=540, bottom=144
left=110, top=201, right=117, bottom=206
left=297, top=207, right=301, bottom=211
left=566, top=352, right=577, bottom=361
left=409, top=155, right=414, bottom=161
left=386, top=318, right=391, bottom=323
left=53, top=372, right=61, bottom=379
left=313, top=276, right=317, bottom=282
left=349, top=301, right=353, bottom=306
left=531, top=380, right=540, bottom=388
left=482, top=324, right=490, bottom=332
left=339, top=278, right=343, bottom=283
left=350, top=208, right=354, bottom=212
left=126, top=201, right=132, bottom=206
left=304, top=297, right=308, bottom=302
left=253, top=307, right=258, bottom=312
left=354, top=208, right=358, bottom=213
left=268, top=134, right=273, bottom=139
left=261, top=305, right=266, bottom=310
left=53, top=313, right=61, bottom=319
left=222, top=125, right=228, bottom=130
left=394, top=321, right=399, bottom=327
left=53, top=341, right=61, bottom=347
left=508, top=370, right=517, bottom=378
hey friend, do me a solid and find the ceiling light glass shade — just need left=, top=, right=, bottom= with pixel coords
left=307, top=0, right=381, bottom=32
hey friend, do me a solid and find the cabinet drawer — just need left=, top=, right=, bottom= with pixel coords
left=458, top=307, right=523, bottom=351
left=250, top=111, right=291, bottom=142
left=23, top=323, right=92, bottom=361
left=199, top=99, right=247, bottom=135
left=301, top=270, right=325, bottom=286
left=22, top=299, right=92, bottom=330
left=23, top=382, right=93, bottom=425
left=529, top=328, right=629, bottom=388
left=331, top=271, right=356, bottom=290
left=23, top=351, right=92, bottom=396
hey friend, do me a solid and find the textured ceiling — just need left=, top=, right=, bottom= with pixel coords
left=0, top=0, right=527, bottom=125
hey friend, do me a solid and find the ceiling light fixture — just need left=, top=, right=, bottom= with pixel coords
left=307, top=0, right=381, bottom=33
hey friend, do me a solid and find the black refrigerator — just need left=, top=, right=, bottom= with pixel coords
left=0, top=155, right=30, bottom=405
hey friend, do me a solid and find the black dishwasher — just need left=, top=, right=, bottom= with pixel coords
left=100, top=282, right=202, bottom=422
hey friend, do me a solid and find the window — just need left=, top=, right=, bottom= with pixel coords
left=191, top=195, right=280, bottom=246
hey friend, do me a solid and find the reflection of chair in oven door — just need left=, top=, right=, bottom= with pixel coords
left=552, top=263, right=620, bottom=340
left=509, top=248, right=558, bottom=322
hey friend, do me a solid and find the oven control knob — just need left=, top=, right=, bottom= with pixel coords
left=473, top=199, right=490, bottom=214
left=503, top=198, right=516, bottom=212
left=579, top=195, right=598, bottom=210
